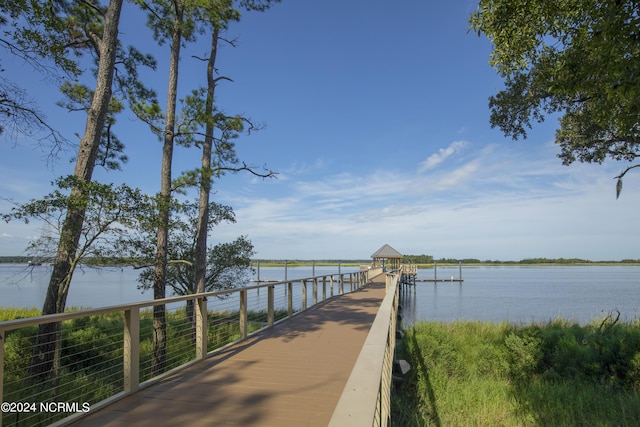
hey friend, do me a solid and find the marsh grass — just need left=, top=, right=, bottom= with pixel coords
left=0, top=307, right=41, bottom=321
left=392, top=320, right=640, bottom=426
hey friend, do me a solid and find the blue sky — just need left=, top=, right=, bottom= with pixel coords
left=1, top=0, right=639, bottom=261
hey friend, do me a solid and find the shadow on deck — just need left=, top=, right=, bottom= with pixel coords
left=71, top=276, right=387, bottom=427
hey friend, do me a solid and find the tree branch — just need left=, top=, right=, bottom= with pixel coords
left=614, top=163, right=640, bottom=180
left=213, top=76, right=234, bottom=84
left=614, top=163, right=640, bottom=199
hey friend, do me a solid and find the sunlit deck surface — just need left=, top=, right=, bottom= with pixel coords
left=72, top=274, right=387, bottom=427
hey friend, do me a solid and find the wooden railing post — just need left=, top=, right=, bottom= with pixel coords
left=302, top=280, right=308, bottom=311
left=322, top=276, right=327, bottom=301
left=313, top=278, right=318, bottom=305
left=240, top=289, right=248, bottom=339
left=124, top=307, right=140, bottom=394
left=339, top=274, right=344, bottom=294
left=386, top=273, right=393, bottom=291
left=195, top=297, right=208, bottom=360
left=268, top=285, right=275, bottom=326
left=330, top=275, right=334, bottom=297
left=287, top=282, right=293, bottom=317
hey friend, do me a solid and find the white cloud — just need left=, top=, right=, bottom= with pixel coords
left=211, top=138, right=640, bottom=261
left=4, top=137, right=639, bottom=261
left=418, top=140, right=467, bottom=173
left=429, top=160, right=480, bottom=190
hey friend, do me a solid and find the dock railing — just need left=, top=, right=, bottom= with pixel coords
left=0, top=266, right=383, bottom=427
left=329, top=266, right=401, bottom=427
left=400, top=264, right=417, bottom=275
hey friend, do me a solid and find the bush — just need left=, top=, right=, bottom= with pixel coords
left=504, top=332, right=542, bottom=379
left=510, top=319, right=640, bottom=388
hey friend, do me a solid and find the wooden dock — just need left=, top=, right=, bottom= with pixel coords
left=400, top=263, right=463, bottom=285
left=70, top=275, right=389, bottom=426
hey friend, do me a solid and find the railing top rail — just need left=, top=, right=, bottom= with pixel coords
left=0, top=270, right=364, bottom=332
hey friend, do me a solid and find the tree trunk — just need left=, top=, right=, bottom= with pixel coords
left=190, top=27, right=219, bottom=344
left=151, top=4, right=183, bottom=377
left=29, top=0, right=123, bottom=380
left=194, top=26, right=220, bottom=296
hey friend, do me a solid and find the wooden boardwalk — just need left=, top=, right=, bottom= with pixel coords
left=71, top=275, right=387, bottom=427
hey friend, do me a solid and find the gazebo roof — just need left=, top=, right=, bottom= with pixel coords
left=371, top=244, right=403, bottom=259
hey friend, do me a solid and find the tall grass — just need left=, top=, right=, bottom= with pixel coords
left=0, top=307, right=41, bottom=321
left=392, top=319, right=640, bottom=426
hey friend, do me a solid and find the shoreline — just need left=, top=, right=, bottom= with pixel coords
left=2, top=259, right=640, bottom=267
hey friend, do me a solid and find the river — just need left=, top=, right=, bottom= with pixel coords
left=402, top=265, right=640, bottom=325
left=0, top=264, right=360, bottom=310
left=1, top=264, right=639, bottom=325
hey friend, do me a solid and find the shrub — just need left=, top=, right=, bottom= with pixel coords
left=504, top=331, right=542, bottom=379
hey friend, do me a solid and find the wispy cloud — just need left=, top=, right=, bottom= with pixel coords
left=210, top=138, right=640, bottom=260
left=418, top=140, right=467, bottom=173
left=3, top=136, right=638, bottom=261
left=429, top=160, right=480, bottom=190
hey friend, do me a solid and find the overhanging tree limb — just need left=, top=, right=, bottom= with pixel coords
left=471, top=0, right=640, bottom=197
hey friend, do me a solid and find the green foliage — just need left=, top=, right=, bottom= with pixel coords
left=504, top=331, right=542, bottom=379
left=398, top=256, right=640, bottom=265
left=0, top=0, right=82, bottom=75
left=2, top=328, right=36, bottom=384
left=470, top=0, right=640, bottom=196
left=393, top=319, right=640, bottom=426
left=1, top=0, right=155, bottom=157
left=119, top=197, right=255, bottom=297
left=58, top=82, right=130, bottom=171
left=402, top=254, right=433, bottom=264
left=2, top=176, right=150, bottom=263
left=60, top=315, right=124, bottom=375
left=0, top=307, right=41, bottom=321
left=503, top=317, right=640, bottom=387
left=519, top=257, right=590, bottom=264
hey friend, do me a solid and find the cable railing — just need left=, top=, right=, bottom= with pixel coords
left=0, top=266, right=383, bottom=427
left=329, top=267, right=401, bottom=427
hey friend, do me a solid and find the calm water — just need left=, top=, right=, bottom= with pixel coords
left=0, top=264, right=359, bottom=309
left=1, top=264, right=639, bottom=325
left=400, top=265, right=640, bottom=325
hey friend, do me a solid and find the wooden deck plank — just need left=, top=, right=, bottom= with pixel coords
left=71, top=275, right=387, bottom=427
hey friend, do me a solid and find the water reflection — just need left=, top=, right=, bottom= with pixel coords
left=2, top=265, right=639, bottom=325
left=399, top=266, right=640, bottom=326
left=0, top=265, right=359, bottom=309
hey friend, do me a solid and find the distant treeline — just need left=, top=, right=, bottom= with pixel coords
left=402, top=254, right=434, bottom=264
left=400, top=255, right=640, bottom=265
left=2, top=256, right=639, bottom=266
left=0, top=256, right=146, bottom=266
left=414, top=257, right=640, bottom=265
left=251, top=259, right=371, bottom=266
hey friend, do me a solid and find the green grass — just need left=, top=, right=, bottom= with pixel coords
left=392, top=319, right=640, bottom=426
left=0, top=307, right=42, bottom=321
